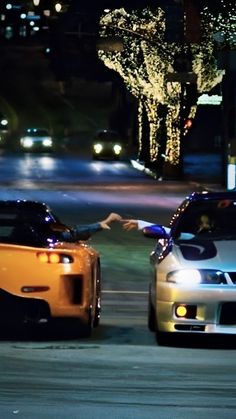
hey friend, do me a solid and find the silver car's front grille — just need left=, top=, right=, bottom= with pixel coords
left=219, top=302, right=236, bottom=325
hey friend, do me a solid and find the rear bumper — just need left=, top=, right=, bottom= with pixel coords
left=0, top=288, right=51, bottom=325
left=0, top=284, right=91, bottom=326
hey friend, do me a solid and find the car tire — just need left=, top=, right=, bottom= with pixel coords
left=93, top=262, right=101, bottom=328
left=155, top=316, right=172, bottom=346
left=148, top=292, right=156, bottom=332
left=80, top=310, right=93, bottom=338
left=93, top=295, right=101, bottom=328
left=155, top=330, right=171, bottom=346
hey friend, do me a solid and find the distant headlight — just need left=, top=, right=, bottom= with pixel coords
left=93, top=143, right=103, bottom=154
left=21, top=137, right=33, bottom=148
left=167, top=269, right=226, bottom=285
left=42, top=138, right=53, bottom=147
left=0, top=118, right=8, bottom=127
left=113, top=144, right=122, bottom=155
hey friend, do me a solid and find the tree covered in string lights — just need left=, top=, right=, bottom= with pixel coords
left=98, top=2, right=235, bottom=173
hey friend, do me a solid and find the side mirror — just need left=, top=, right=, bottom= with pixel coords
left=143, top=225, right=169, bottom=239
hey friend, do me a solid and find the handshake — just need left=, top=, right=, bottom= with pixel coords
left=99, top=213, right=139, bottom=231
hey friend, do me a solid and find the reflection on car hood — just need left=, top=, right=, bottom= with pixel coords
left=175, top=239, right=236, bottom=270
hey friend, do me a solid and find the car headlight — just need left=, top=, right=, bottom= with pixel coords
left=42, top=138, right=53, bottom=147
left=113, top=144, right=122, bottom=155
left=167, top=269, right=226, bottom=285
left=93, top=143, right=103, bottom=154
left=0, top=118, right=8, bottom=128
left=21, top=137, right=33, bottom=148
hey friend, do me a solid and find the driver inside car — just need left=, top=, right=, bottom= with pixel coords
left=196, top=214, right=215, bottom=234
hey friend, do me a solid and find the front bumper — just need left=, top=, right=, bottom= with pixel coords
left=155, top=284, right=236, bottom=334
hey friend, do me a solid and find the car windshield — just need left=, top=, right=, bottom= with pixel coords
left=0, top=219, right=73, bottom=247
left=0, top=207, right=67, bottom=247
left=174, top=198, right=236, bottom=240
left=25, top=129, right=49, bottom=137
left=97, top=131, right=119, bottom=141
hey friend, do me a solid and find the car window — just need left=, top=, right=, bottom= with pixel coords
left=0, top=207, right=62, bottom=246
left=25, top=129, right=49, bottom=137
left=0, top=220, right=41, bottom=246
left=0, top=220, right=73, bottom=247
left=0, top=225, right=15, bottom=238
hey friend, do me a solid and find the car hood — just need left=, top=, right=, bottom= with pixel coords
left=174, top=239, right=236, bottom=270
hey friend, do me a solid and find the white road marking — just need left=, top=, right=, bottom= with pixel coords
left=102, top=290, right=148, bottom=294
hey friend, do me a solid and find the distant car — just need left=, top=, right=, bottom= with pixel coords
left=20, top=128, right=54, bottom=151
left=0, top=115, right=9, bottom=147
left=144, top=190, right=236, bottom=345
left=0, top=200, right=101, bottom=336
left=0, top=115, right=9, bottom=133
left=92, top=129, right=123, bottom=160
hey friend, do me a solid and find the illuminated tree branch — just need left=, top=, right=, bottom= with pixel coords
left=98, top=5, right=231, bottom=168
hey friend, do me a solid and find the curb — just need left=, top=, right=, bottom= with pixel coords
left=130, top=159, right=225, bottom=192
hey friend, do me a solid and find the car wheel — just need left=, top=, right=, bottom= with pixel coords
left=93, top=295, right=101, bottom=328
left=80, top=310, right=93, bottom=338
left=148, top=292, right=156, bottom=332
left=155, top=316, right=172, bottom=346
left=148, top=286, right=171, bottom=346
left=93, top=262, right=101, bottom=328
left=155, top=330, right=170, bottom=346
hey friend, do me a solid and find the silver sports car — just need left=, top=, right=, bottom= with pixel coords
left=144, top=191, right=236, bottom=345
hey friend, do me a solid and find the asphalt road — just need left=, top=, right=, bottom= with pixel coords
left=0, top=152, right=235, bottom=419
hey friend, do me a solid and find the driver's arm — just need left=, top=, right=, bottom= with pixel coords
left=65, top=213, right=122, bottom=241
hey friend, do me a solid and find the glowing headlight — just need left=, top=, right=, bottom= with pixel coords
left=113, top=144, right=122, bottom=155
left=167, top=269, right=226, bottom=285
left=21, top=137, right=33, bottom=148
left=93, top=143, right=103, bottom=154
left=42, top=138, right=53, bottom=147
left=0, top=118, right=8, bottom=127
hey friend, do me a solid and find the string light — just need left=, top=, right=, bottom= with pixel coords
left=98, top=4, right=233, bottom=166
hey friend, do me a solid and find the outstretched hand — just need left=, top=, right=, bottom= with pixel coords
left=99, top=214, right=139, bottom=231
left=99, top=213, right=122, bottom=230
left=121, top=219, right=139, bottom=231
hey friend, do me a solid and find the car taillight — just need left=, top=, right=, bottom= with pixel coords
left=37, top=252, right=73, bottom=264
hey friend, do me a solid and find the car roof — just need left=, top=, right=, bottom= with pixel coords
left=0, top=200, right=57, bottom=223
left=95, top=129, right=120, bottom=138
left=0, top=200, right=49, bottom=211
left=186, top=191, right=236, bottom=202
left=96, top=129, right=119, bottom=134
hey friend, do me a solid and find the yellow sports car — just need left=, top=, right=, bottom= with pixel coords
left=0, top=200, right=101, bottom=336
